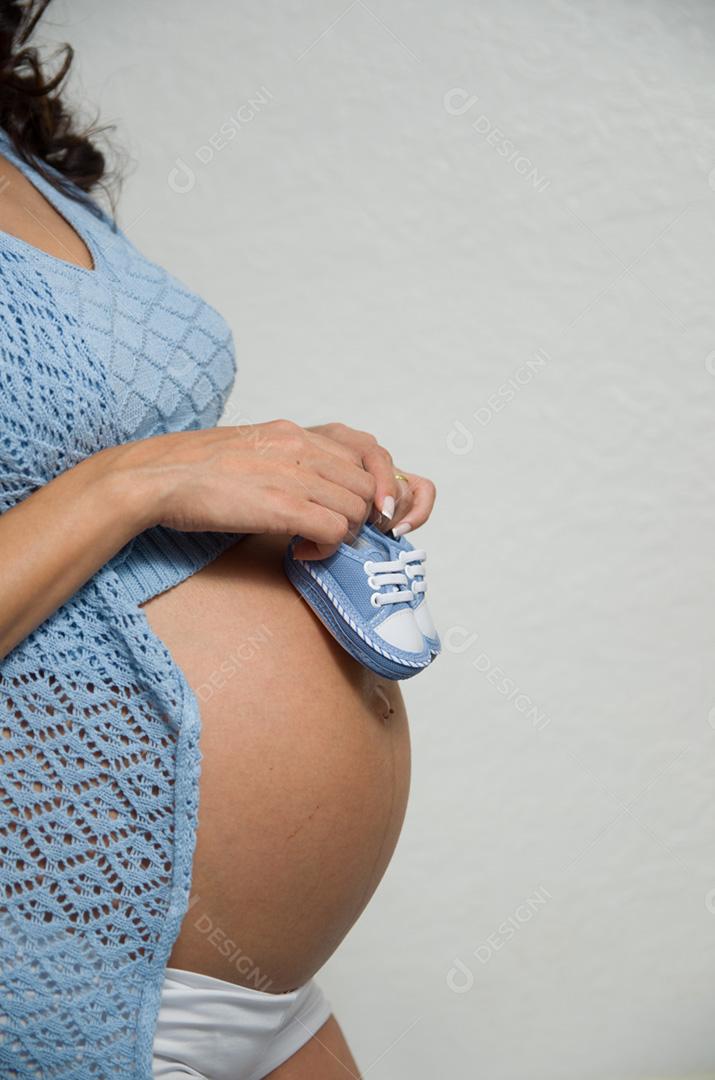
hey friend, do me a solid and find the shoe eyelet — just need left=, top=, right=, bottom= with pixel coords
left=370, top=593, right=381, bottom=607
left=363, top=560, right=375, bottom=575
left=367, top=575, right=379, bottom=589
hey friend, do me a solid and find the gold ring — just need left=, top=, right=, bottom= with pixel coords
left=394, top=472, right=409, bottom=483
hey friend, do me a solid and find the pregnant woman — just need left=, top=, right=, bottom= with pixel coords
left=0, top=4, right=436, bottom=1079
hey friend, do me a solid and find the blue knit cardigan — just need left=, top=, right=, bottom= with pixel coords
left=0, top=129, right=243, bottom=1077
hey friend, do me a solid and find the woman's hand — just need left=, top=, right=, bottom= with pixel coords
left=117, top=419, right=436, bottom=561
left=119, top=419, right=375, bottom=545
left=306, top=423, right=437, bottom=549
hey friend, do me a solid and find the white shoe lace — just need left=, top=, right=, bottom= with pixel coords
left=398, top=548, right=427, bottom=595
left=363, top=557, right=414, bottom=608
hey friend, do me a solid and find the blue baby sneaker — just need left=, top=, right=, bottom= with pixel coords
left=283, top=525, right=433, bottom=680
left=362, top=522, right=441, bottom=656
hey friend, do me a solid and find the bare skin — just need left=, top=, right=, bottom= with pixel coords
left=0, top=152, right=95, bottom=270
left=263, top=1015, right=361, bottom=1079
left=143, top=532, right=411, bottom=993
left=0, top=150, right=436, bottom=1076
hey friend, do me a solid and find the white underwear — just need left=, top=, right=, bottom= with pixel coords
left=152, top=966, right=333, bottom=1080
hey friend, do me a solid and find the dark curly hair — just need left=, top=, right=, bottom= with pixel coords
left=0, top=0, right=113, bottom=205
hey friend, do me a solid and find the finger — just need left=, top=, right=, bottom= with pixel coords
left=306, top=431, right=363, bottom=467
left=308, top=448, right=376, bottom=505
left=275, top=496, right=349, bottom=552
left=371, top=474, right=413, bottom=533
left=391, top=476, right=436, bottom=535
left=388, top=475, right=415, bottom=531
left=362, top=444, right=398, bottom=523
left=288, top=469, right=369, bottom=536
left=292, top=537, right=341, bottom=560
left=308, top=423, right=375, bottom=458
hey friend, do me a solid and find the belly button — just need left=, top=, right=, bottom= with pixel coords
left=373, top=683, right=395, bottom=722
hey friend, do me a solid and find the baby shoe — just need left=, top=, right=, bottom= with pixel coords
left=283, top=525, right=433, bottom=680
left=362, top=522, right=441, bottom=656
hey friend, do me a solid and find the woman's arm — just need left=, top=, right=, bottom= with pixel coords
left=0, top=444, right=150, bottom=658
left=0, top=419, right=382, bottom=659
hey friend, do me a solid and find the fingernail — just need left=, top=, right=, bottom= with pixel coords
left=381, top=495, right=395, bottom=520
left=392, top=521, right=412, bottom=537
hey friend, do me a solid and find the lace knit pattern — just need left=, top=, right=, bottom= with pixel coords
left=0, top=131, right=241, bottom=1077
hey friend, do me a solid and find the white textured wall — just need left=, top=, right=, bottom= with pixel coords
left=52, top=2, right=715, bottom=1077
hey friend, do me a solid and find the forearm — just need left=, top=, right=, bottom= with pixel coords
left=0, top=445, right=154, bottom=659
left=0, top=416, right=421, bottom=658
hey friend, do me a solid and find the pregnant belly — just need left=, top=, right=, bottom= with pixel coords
left=140, top=532, right=411, bottom=993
